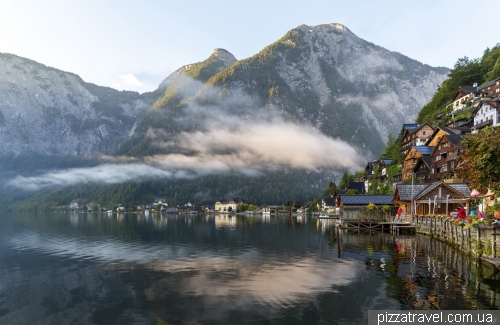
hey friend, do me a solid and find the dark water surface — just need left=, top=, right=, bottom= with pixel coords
left=0, top=213, right=499, bottom=324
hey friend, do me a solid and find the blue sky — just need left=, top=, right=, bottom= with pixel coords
left=1, top=0, right=497, bottom=93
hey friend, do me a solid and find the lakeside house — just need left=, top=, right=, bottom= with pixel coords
left=339, top=195, right=394, bottom=209
left=393, top=181, right=470, bottom=217
left=215, top=198, right=246, bottom=212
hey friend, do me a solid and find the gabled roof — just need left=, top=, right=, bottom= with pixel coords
left=477, top=78, right=499, bottom=91
left=459, top=86, right=478, bottom=93
left=447, top=183, right=471, bottom=197
left=400, top=123, right=418, bottom=136
left=409, top=122, right=434, bottom=135
left=412, top=146, right=436, bottom=155
left=394, top=184, right=429, bottom=201
left=414, top=182, right=466, bottom=200
left=444, top=132, right=464, bottom=147
left=424, top=126, right=470, bottom=146
left=340, top=195, right=393, bottom=205
left=394, top=182, right=471, bottom=202
left=413, top=156, right=432, bottom=173
left=450, top=86, right=479, bottom=102
left=471, top=99, right=500, bottom=116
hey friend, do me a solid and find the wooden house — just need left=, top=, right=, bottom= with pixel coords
left=413, top=156, right=432, bottom=183
left=402, top=146, right=435, bottom=182
left=430, top=132, right=465, bottom=182
left=393, top=182, right=471, bottom=217
left=400, top=123, right=434, bottom=153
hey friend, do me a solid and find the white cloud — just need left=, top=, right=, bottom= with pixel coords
left=119, top=73, right=143, bottom=87
left=7, top=164, right=175, bottom=191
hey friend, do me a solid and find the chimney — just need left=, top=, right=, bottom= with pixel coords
left=473, top=82, right=478, bottom=88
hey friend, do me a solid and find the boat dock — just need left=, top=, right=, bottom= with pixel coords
left=339, top=220, right=415, bottom=234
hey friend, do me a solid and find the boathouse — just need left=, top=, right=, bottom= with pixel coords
left=393, top=181, right=471, bottom=217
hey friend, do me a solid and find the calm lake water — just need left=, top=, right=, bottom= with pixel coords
left=0, top=212, right=499, bottom=324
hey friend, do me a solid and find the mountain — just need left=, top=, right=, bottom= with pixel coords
left=0, top=53, right=152, bottom=157
left=202, top=24, right=448, bottom=155
left=0, top=23, right=452, bottom=210
left=121, top=24, right=449, bottom=158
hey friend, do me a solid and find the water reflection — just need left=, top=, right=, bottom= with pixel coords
left=0, top=213, right=499, bottom=325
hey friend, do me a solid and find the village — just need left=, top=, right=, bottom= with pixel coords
left=68, top=76, right=500, bottom=217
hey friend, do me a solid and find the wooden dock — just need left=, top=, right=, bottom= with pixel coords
left=481, top=257, right=500, bottom=270
left=317, top=215, right=339, bottom=219
left=339, top=221, right=415, bottom=233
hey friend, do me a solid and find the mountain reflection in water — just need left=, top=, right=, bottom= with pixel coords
left=0, top=213, right=499, bottom=324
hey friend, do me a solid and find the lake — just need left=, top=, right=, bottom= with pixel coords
left=0, top=212, right=499, bottom=324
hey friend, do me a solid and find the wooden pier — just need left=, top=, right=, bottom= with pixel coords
left=339, top=220, right=415, bottom=234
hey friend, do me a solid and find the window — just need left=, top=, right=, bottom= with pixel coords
left=423, top=131, right=426, bottom=135
left=497, top=89, right=499, bottom=93
left=435, top=155, right=441, bottom=161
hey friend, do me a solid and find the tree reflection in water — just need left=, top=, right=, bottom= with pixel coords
left=0, top=213, right=498, bottom=324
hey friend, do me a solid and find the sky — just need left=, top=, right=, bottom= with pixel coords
left=0, top=0, right=497, bottom=94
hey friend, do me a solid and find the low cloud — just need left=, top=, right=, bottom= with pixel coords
left=8, top=77, right=365, bottom=191
left=147, top=120, right=362, bottom=172
left=8, top=164, right=176, bottom=191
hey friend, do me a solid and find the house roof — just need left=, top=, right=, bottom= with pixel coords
left=444, top=132, right=464, bottom=147
left=402, top=123, right=418, bottom=130
left=347, top=182, right=365, bottom=193
left=400, top=123, right=418, bottom=136
left=413, top=156, right=432, bottom=172
left=412, top=146, right=436, bottom=155
left=424, top=126, right=470, bottom=145
left=395, top=184, right=430, bottom=201
left=395, top=182, right=471, bottom=201
left=477, top=78, right=499, bottom=91
left=459, top=86, right=478, bottom=93
left=340, top=195, right=394, bottom=205
left=415, top=182, right=459, bottom=200
left=447, top=183, right=471, bottom=197
left=471, top=99, right=500, bottom=116
left=322, top=197, right=336, bottom=206
left=409, top=122, right=434, bottom=135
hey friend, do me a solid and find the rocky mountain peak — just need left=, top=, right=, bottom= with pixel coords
left=157, top=49, right=236, bottom=92
left=211, top=48, right=237, bottom=66
left=297, top=23, right=353, bottom=35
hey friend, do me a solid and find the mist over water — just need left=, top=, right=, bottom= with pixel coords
left=1, top=213, right=498, bottom=324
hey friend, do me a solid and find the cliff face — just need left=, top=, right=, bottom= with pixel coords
left=0, top=53, right=149, bottom=156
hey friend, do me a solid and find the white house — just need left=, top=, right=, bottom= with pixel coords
left=471, top=99, right=500, bottom=133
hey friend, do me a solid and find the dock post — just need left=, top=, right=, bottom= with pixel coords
left=492, top=233, right=500, bottom=258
